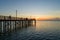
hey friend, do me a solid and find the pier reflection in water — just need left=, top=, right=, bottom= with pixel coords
left=0, top=20, right=36, bottom=33
left=0, top=21, right=60, bottom=40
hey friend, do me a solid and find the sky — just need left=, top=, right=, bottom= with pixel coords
left=0, top=0, right=60, bottom=19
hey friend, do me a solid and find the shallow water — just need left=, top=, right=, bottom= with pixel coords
left=0, top=21, right=60, bottom=40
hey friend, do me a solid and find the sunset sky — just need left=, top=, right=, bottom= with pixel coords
left=0, top=0, right=60, bottom=19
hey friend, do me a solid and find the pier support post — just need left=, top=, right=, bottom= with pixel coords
left=22, top=20, right=23, bottom=28
left=1, top=21, right=3, bottom=33
left=15, top=21, right=16, bottom=30
left=10, top=20, right=11, bottom=32
left=9, top=16, right=11, bottom=32
left=34, top=20, right=36, bottom=26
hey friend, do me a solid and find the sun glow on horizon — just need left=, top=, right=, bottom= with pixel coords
left=32, top=16, right=59, bottom=20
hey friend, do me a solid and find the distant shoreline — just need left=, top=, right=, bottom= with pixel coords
left=37, top=20, right=60, bottom=21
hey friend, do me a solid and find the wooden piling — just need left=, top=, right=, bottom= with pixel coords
left=0, top=17, right=36, bottom=33
left=2, top=21, right=3, bottom=33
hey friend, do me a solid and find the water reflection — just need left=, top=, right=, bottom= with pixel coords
left=0, top=21, right=60, bottom=40
left=36, top=21, right=60, bottom=31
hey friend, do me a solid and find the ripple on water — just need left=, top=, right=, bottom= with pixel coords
left=0, top=21, right=60, bottom=40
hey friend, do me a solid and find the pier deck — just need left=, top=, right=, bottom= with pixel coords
left=0, top=18, right=36, bottom=33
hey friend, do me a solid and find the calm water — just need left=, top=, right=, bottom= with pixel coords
left=0, top=21, right=60, bottom=40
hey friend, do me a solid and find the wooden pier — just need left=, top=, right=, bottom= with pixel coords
left=0, top=16, right=36, bottom=33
